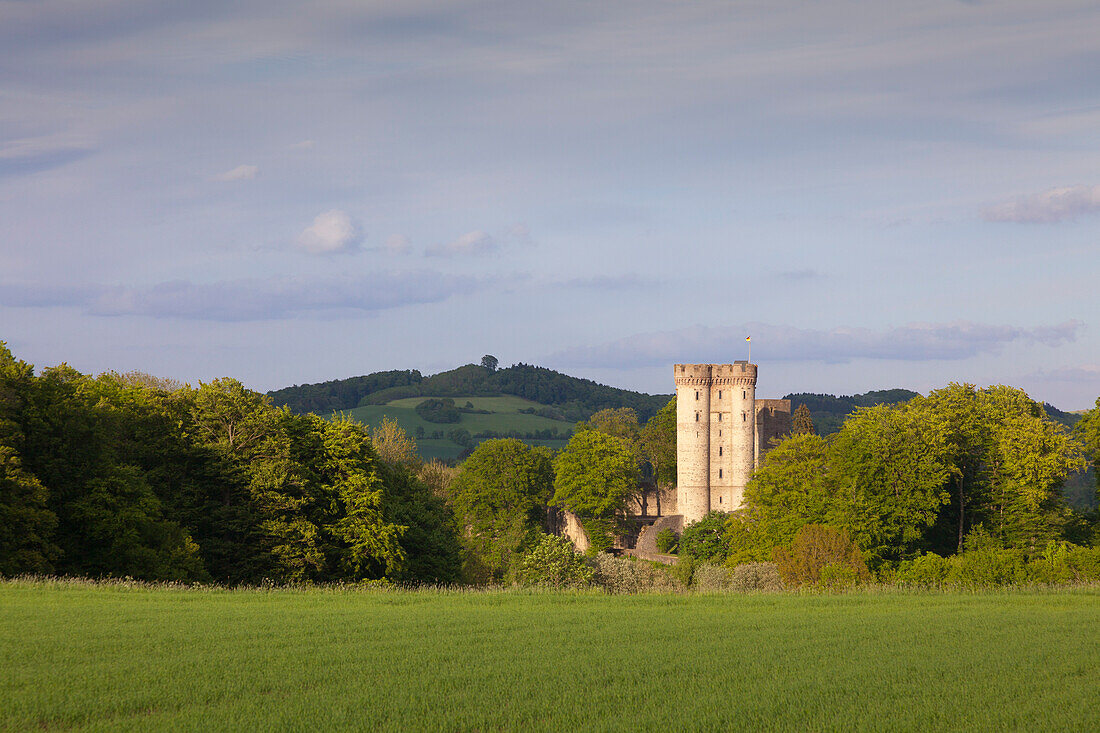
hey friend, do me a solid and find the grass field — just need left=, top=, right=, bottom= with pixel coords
left=3, top=581, right=1098, bottom=731
left=335, top=395, right=576, bottom=460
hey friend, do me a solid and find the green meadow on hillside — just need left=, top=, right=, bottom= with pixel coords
left=3, top=580, right=1098, bottom=731
left=335, top=394, right=575, bottom=459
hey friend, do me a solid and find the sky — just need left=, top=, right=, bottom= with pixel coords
left=2, top=0, right=1099, bottom=408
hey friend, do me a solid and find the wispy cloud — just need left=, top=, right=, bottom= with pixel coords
left=549, top=321, right=1082, bottom=368
left=982, top=184, right=1100, bottom=224
left=383, top=234, right=412, bottom=254
left=212, top=164, right=258, bottom=181
left=0, top=134, right=93, bottom=178
left=296, top=209, right=361, bottom=254
left=425, top=230, right=496, bottom=257
left=0, top=273, right=481, bottom=321
left=1025, top=365, right=1100, bottom=384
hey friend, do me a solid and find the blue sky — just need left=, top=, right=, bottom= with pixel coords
left=2, top=0, right=1099, bottom=408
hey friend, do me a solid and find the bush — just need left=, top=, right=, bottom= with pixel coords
left=655, top=528, right=678, bottom=554
left=678, top=512, right=731, bottom=563
left=895, top=553, right=951, bottom=587
left=773, top=524, right=870, bottom=589
left=730, top=562, right=784, bottom=592
left=591, top=554, right=682, bottom=593
left=692, top=563, right=733, bottom=592
left=514, top=535, right=594, bottom=589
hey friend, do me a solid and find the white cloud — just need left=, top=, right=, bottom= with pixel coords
left=212, top=164, right=258, bottom=181
left=384, top=234, right=412, bottom=254
left=425, top=230, right=496, bottom=257
left=549, top=321, right=1082, bottom=368
left=982, top=184, right=1100, bottom=224
left=296, top=209, right=361, bottom=254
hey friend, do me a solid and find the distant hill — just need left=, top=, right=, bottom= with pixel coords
left=268, top=363, right=674, bottom=423
left=784, top=390, right=922, bottom=435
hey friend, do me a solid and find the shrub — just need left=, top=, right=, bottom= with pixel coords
left=895, top=553, right=951, bottom=587
left=773, top=524, right=870, bottom=588
left=692, top=563, right=733, bottom=592
left=514, top=535, right=594, bottom=589
left=678, top=512, right=731, bottom=564
left=945, top=546, right=1027, bottom=588
left=655, top=528, right=678, bottom=554
left=730, top=562, right=783, bottom=592
left=591, top=554, right=682, bottom=593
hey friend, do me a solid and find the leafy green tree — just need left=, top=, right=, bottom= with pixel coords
left=552, top=430, right=640, bottom=552
left=480, top=355, right=499, bottom=373
left=640, top=398, right=676, bottom=512
left=1073, top=398, right=1100, bottom=502
left=0, top=343, right=59, bottom=574
left=742, top=433, right=833, bottom=555
left=828, top=402, right=952, bottom=563
left=791, top=404, right=816, bottom=435
left=449, top=439, right=554, bottom=582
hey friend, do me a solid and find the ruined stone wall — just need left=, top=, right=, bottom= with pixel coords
left=755, top=399, right=792, bottom=464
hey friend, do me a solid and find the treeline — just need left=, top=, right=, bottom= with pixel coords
left=785, top=388, right=1081, bottom=436
left=669, top=384, right=1100, bottom=581
left=268, top=362, right=672, bottom=422
left=0, top=344, right=460, bottom=584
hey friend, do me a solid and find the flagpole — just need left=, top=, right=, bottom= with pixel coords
left=747, top=336, right=751, bottom=364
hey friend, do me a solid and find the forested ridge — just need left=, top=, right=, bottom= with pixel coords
left=268, top=362, right=673, bottom=422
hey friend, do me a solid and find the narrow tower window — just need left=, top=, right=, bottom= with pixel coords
left=742, top=412, right=747, bottom=422
left=718, top=390, right=722, bottom=399
left=718, top=413, right=722, bottom=422
left=695, top=413, right=699, bottom=422
left=719, top=469, right=723, bottom=478
left=719, top=446, right=723, bottom=456
left=742, top=390, right=746, bottom=399
left=695, top=391, right=699, bottom=400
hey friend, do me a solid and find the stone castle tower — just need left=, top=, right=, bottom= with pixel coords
left=674, top=363, right=791, bottom=524
left=675, top=363, right=757, bottom=523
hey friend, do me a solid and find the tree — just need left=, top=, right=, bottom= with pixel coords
left=1073, top=398, right=1100, bottom=503
left=828, top=403, right=953, bottom=563
left=448, top=439, right=554, bottom=582
left=791, top=404, right=816, bottom=435
left=552, top=430, right=640, bottom=552
left=639, top=398, right=676, bottom=515
left=480, top=355, right=499, bottom=373
left=371, top=417, right=420, bottom=468
left=0, top=343, right=59, bottom=574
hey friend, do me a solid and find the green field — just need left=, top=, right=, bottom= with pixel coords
left=3, top=581, right=1098, bottom=731
left=335, top=395, right=576, bottom=460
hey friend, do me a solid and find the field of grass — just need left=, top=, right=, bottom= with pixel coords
left=3, top=580, right=1098, bottom=731
left=334, top=394, right=576, bottom=460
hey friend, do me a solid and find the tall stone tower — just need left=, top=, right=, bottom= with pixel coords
left=674, top=362, right=757, bottom=524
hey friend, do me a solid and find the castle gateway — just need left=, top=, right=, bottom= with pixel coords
left=674, top=363, right=790, bottom=523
